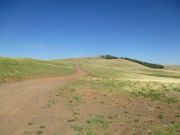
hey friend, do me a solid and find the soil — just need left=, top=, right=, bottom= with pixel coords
left=0, top=64, right=87, bottom=135
left=0, top=65, right=179, bottom=135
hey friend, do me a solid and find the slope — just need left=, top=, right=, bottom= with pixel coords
left=66, top=57, right=180, bottom=82
left=0, top=57, right=74, bottom=83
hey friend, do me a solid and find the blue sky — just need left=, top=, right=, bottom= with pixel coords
left=0, top=0, right=180, bottom=64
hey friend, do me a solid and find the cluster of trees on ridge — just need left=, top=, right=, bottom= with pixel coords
left=99, top=55, right=164, bottom=69
left=100, top=54, right=119, bottom=59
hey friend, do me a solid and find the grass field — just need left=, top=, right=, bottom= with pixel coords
left=0, top=57, right=75, bottom=83
left=0, top=57, right=179, bottom=135
left=166, top=65, right=180, bottom=71
left=65, top=58, right=180, bottom=104
left=66, top=57, right=180, bottom=81
left=61, top=57, right=180, bottom=135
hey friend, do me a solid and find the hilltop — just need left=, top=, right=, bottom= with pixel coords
left=65, top=57, right=180, bottom=82
left=1, top=56, right=180, bottom=83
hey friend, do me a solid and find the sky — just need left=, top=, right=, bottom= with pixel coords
left=0, top=0, right=180, bottom=64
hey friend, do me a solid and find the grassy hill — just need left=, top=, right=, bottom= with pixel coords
left=66, top=57, right=180, bottom=81
left=165, top=65, right=180, bottom=71
left=1, top=56, right=180, bottom=84
left=64, top=57, right=180, bottom=103
left=0, top=57, right=74, bottom=83
left=58, top=57, right=180, bottom=134
left=0, top=57, right=179, bottom=134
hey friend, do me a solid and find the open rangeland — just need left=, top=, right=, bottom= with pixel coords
left=0, top=57, right=179, bottom=135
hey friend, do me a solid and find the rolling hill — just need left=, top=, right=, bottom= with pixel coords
left=0, top=57, right=74, bottom=83
left=66, top=57, right=180, bottom=82
left=166, top=65, right=180, bottom=71
left=1, top=56, right=180, bottom=83
left=0, top=57, right=180, bottom=135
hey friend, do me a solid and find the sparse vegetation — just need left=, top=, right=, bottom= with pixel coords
left=36, top=130, right=43, bottom=134
left=47, top=99, right=56, bottom=107
left=62, top=77, right=179, bottom=103
left=152, top=122, right=180, bottom=135
left=71, top=115, right=109, bottom=135
left=56, top=85, right=84, bottom=108
left=157, top=113, right=164, bottom=119
left=28, top=122, right=33, bottom=125
left=1, top=57, right=180, bottom=135
left=56, top=57, right=180, bottom=134
left=39, top=126, right=45, bottom=129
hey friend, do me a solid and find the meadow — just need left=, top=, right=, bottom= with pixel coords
left=0, top=57, right=74, bottom=83
left=60, top=57, right=180, bottom=135
left=0, top=57, right=179, bottom=135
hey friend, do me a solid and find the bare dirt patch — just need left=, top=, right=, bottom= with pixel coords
left=57, top=88, right=180, bottom=135
left=0, top=64, right=87, bottom=135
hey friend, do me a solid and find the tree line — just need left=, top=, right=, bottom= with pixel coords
left=99, top=55, right=164, bottom=69
left=99, top=55, right=119, bottom=59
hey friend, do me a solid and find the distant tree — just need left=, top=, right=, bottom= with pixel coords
left=99, top=55, right=164, bottom=69
left=100, top=54, right=119, bottom=59
left=122, top=57, right=164, bottom=69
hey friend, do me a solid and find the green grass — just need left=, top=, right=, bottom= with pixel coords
left=60, top=77, right=179, bottom=103
left=0, top=57, right=74, bottom=83
left=157, top=113, right=164, bottom=119
left=152, top=122, right=180, bottom=135
left=56, top=85, right=84, bottom=108
left=71, top=115, right=109, bottom=135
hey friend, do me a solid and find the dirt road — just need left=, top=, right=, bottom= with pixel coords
left=0, top=64, right=87, bottom=135
left=0, top=65, right=179, bottom=135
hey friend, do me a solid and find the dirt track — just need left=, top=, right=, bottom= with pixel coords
left=0, top=65, right=179, bottom=135
left=0, top=64, right=87, bottom=135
